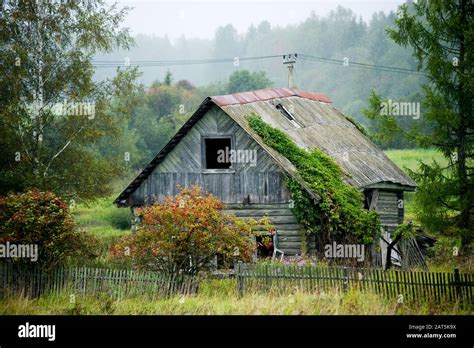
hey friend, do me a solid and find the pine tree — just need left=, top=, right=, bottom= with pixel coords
left=368, top=1, right=473, bottom=248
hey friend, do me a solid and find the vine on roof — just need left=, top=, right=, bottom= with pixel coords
left=247, top=113, right=380, bottom=245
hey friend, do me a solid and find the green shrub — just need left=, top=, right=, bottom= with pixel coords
left=105, top=208, right=132, bottom=230
left=429, top=236, right=461, bottom=265
left=0, top=189, right=98, bottom=269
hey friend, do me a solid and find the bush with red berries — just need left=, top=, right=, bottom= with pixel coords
left=0, top=189, right=97, bottom=269
left=111, top=186, right=274, bottom=275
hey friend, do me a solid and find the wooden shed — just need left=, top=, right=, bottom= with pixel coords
left=114, top=88, right=416, bottom=257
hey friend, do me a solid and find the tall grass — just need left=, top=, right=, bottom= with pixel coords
left=73, top=196, right=131, bottom=231
left=0, top=278, right=471, bottom=315
left=71, top=196, right=130, bottom=268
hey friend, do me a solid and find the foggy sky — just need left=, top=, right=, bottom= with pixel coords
left=112, top=0, right=406, bottom=41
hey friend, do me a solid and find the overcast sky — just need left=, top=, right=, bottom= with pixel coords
left=112, top=0, right=406, bottom=41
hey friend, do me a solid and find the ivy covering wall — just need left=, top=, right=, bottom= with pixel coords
left=247, top=113, right=380, bottom=245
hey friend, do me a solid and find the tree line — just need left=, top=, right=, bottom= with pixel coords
left=0, top=1, right=472, bottom=253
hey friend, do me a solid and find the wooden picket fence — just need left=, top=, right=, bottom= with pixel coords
left=0, top=263, right=199, bottom=300
left=235, top=262, right=473, bottom=304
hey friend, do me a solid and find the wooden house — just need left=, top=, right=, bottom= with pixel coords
left=114, top=88, right=416, bottom=258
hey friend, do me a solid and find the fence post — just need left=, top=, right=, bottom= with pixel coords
left=395, top=271, right=400, bottom=299
left=236, top=261, right=243, bottom=297
left=265, top=264, right=269, bottom=290
left=453, top=268, right=461, bottom=300
left=343, top=267, right=348, bottom=291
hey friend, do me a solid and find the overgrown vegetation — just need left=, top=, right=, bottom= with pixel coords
left=0, top=184, right=470, bottom=315
left=1, top=278, right=471, bottom=315
left=111, top=186, right=275, bottom=275
left=0, top=190, right=97, bottom=269
left=247, top=113, right=380, bottom=246
left=70, top=197, right=134, bottom=269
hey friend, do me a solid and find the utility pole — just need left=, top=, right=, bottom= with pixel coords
left=283, top=53, right=297, bottom=88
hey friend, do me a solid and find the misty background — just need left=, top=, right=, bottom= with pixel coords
left=95, top=0, right=424, bottom=125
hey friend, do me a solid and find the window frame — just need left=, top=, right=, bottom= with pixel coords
left=201, top=134, right=236, bottom=173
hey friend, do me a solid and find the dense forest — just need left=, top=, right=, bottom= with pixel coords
left=95, top=6, right=427, bottom=117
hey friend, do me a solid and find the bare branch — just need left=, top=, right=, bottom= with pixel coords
left=42, top=126, right=85, bottom=177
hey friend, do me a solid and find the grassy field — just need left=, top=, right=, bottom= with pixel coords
left=383, top=148, right=447, bottom=220
left=71, top=197, right=129, bottom=268
left=384, top=148, right=448, bottom=173
left=73, top=197, right=129, bottom=234
left=1, top=278, right=471, bottom=315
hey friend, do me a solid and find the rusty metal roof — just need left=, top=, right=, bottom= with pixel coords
left=211, top=88, right=331, bottom=106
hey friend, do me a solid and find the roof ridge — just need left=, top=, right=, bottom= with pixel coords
left=211, top=87, right=331, bottom=106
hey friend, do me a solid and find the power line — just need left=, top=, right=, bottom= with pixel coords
left=92, top=55, right=282, bottom=68
left=91, top=53, right=427, bottom=77
left=299, top=54, right=427, bottom=76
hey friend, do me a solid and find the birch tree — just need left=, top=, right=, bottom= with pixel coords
left=0, top=0, right=140, bottom=199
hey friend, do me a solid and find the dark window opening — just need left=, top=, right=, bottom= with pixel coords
left=256, top=235, right=274, bottom=258
left=363, top=190, right=372, bottom=210
left=204, top=137, right=232, bottom=169
left=216, top=253, right=228, bottom=269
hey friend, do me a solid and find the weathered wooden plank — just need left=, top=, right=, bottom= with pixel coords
left=223, top=209, right=294, bottom=217
left=224, top=203, right=291, bottom=209
left=274, top=224, right=303, bottom=231
left=276, top=235, right=301, bottom=243
left=128, top=107, right=292, bottom=205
